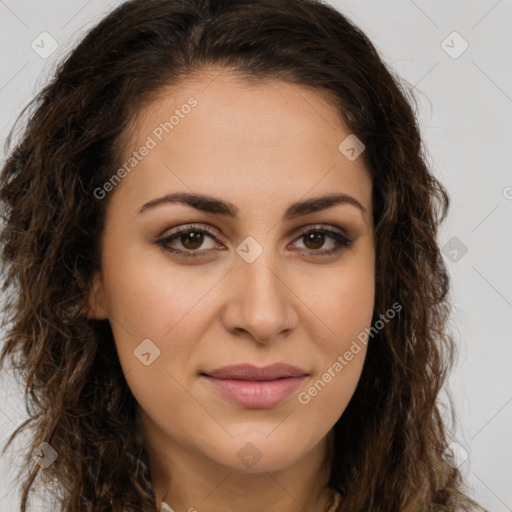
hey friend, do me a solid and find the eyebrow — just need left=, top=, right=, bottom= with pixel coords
left=137, top=191, right=367, bottom=222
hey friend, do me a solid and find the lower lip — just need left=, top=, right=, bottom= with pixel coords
left=202, top=375, right=306, bottom=408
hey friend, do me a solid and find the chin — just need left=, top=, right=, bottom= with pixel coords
left=205, top=439, right=308, bottom=474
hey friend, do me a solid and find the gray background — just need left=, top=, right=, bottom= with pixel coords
left=0, top=0, right=511, bottom=510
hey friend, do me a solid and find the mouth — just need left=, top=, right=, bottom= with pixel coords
left=200, top=363, right=308, bottom=409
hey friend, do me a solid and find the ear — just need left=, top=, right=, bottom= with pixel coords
left=83, top=271, right=109, bottom=320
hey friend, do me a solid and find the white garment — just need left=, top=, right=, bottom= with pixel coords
left=160, top=490, right=341, bottom=511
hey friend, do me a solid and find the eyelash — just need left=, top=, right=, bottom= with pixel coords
left=155, top=223, right=353, bottom=259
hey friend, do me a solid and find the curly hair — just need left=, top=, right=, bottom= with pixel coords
left=0, top=0, right=488, bottom=510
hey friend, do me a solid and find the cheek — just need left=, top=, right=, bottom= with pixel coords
left=103, top=257, right=209, bottom=421
left=292, top=256, right=374, bottom=417
left=100, top=240, right=213, bottom=382
left=295, top=281, right=372, bottom=428
left=295, top=251, right=375, bottom=347
left=102, top=238, right=218, bottom=336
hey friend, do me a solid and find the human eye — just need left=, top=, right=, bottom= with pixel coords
left=155, top=223, right=353, bottom=260
left=155, top=223, right=225, bottom=259
left=289, top=224, right=353, bottom=257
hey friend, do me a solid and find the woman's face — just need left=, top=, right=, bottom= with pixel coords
left=88, top=68, right=375, bottom=474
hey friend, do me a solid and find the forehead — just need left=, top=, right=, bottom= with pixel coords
left=127, top=67, right=348, bottom=147
left=111, top=68, right=372, bottom=223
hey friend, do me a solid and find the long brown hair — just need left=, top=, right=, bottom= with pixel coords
left=0, top=0, right=488, bottom=510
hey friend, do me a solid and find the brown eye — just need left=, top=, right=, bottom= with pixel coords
left=156, top=224, right=353, bottom=260
left=179, top=230, right=205, bottom=250
left=302, top=231, right=326, bottom=250
left=156, top=224, right=220, bottom=258
left=291, top=226, right=353, bottom=256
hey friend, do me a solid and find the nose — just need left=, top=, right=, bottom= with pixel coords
left=220, top=248, right=297, bottom=344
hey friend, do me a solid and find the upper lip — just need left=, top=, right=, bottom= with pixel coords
left=202, top=363, right=307, bottom=381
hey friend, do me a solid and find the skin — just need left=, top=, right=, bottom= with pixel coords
left=87, top=66, right=375, bottom=512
